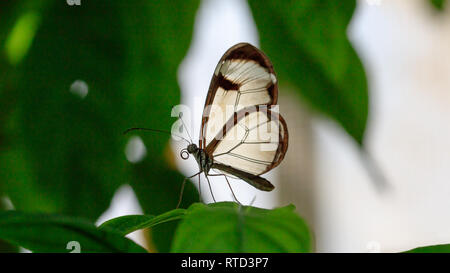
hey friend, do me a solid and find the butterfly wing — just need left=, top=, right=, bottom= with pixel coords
left=200, top=43, right=287, bottom=191
left=207, top=106, right=288, bottom=191
left=199, top=43, right=278, bottom=150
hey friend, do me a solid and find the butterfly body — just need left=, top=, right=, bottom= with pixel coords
left=187, top=143, right=274, bottom=192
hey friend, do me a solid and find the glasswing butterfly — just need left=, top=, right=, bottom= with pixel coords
left=178, top=43, right=288, bottom=206
left=126, top=43, right=288, bottom=206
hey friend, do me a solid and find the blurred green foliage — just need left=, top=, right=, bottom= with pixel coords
left=0, top=210, right=146, bottom=253
left=0, top=0, right=199, bottom=252
left=430, top=0, right=447, bottom=10
left=248, top=0, right=368, bottom=145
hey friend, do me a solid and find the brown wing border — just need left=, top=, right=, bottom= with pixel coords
left=199, top=43, right=278, bottom=149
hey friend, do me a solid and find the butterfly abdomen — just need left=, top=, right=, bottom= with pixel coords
left=211, top=163, right=275, bottom=191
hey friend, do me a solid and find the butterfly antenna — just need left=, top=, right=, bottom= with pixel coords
left=123, top=127, right=191, bottom=144
left=178, top=113, right=193, bottom=144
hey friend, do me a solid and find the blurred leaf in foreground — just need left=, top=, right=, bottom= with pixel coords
left=0, top=211, right=146, bottom=253
left=248, top=0, right=368, bottom=145
left=171, top=202, right=312, bottom=253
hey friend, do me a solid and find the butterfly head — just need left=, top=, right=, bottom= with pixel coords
left=180, top=143, right=198, bottom=160
left=187, top=143, right=198, bottom=154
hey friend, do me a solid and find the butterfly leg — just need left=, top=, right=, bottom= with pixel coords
left=207, top=173, right=242, bottom=205
left=177, top=171, right=202, bottom=209
left=198, top=173, right=202, bottom=203
left=204, top=172, right=217, bottom=203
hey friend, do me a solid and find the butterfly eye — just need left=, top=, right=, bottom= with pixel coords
left=180, top=148, right=190, bottom=160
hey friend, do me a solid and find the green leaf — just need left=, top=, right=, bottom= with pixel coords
left=405, top=244, right=450, bottom=253
left=248, top=0, right=368, bottom=145
left=0, top=211, right=147, bottom=253
left=99, top=209, right=187, bottom=236
left=171, top=202, right=312, bottom=253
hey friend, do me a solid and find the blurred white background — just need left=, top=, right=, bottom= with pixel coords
left=100, top=0, right=450, bottom=253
